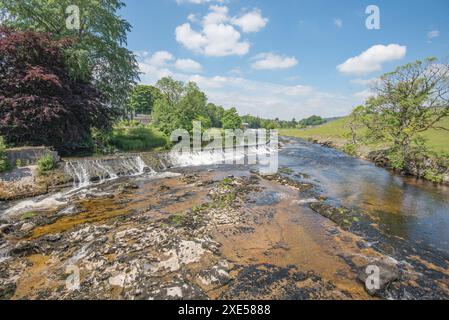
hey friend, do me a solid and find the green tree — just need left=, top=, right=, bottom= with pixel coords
left=361, top=58, right=449, bottom=169
left=222, top=108, right=242, bottom=130
left=206, top=103, right=225, bottom=128
left=128, top=85, right=162, bottom=116
left=241, top=114, right=262, bottom=129
left=0, top=0, right=139, bottom=114
left=298, top=115, right=326, bottom=128
left=152, top=77, right=209, bottom=135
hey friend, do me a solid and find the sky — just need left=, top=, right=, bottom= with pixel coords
left=120, top=0, right=449, bottom=120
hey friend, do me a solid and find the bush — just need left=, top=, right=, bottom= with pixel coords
left=0, top=137, right=11, bottom=173
left=110, top=126, right=168, bottom=152
left=423, top=169, right=445, bottom=183
left=37, top=154, right=56, bottom=175
left=341, top=143, right=357, bottom=156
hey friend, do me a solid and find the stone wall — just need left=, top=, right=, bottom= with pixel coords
left=5, top=147, right=60, bottom=167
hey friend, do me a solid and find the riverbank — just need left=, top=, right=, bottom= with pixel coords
left=279, top=127, right=449, bottom=185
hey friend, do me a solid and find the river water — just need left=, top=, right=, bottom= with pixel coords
left=279, top=138, right=449, bottom=257
left=0, top=138, right=448, bottom=299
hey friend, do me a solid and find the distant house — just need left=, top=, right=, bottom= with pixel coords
left=242, top=123, right=250, bottom=130
left=134, top=114, right=152, bottom=125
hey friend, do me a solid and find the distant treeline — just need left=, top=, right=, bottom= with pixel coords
left=128, top=78, right=328, bottom=131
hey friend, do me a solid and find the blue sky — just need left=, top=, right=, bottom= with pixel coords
left=120, top=0, right=449, bottom=120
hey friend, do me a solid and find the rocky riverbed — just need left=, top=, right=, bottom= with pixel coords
left=1, top=162, right=448, bottom=300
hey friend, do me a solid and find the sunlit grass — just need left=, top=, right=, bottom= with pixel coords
left=279, top=117, right=449, bottom=155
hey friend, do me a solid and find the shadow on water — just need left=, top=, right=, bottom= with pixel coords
left=280, top=138, right=449, bottom=255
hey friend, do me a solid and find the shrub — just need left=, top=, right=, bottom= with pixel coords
left=37, top=154, right=56, bottom=175
left=110, top=126, right=168, bottom=152
left=0, top=137, right=10, bottom=173
left=341, top=143, right=357, bottom=156
left=423, top=169, right=445, bottom=183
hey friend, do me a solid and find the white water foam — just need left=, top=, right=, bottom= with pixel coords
left=168, top=145, right=276, bottom=168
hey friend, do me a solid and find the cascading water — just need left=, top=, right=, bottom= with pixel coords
left=64, top=155, right=149, bottom=190
left=168, top=144, right=277, bottom=168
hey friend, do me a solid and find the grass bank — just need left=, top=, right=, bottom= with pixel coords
left=279, top=117, right=449, bottom=155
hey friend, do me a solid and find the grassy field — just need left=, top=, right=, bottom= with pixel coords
left=279, top=117, right=449, bottom=155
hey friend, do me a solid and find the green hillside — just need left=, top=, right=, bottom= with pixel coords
left=279, top=117, right=449, bottom=155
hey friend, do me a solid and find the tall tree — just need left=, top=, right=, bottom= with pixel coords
left=153, top=77, right=209, bottom=135
left=127, top=85, right=162, bottom=116
left=0, top=28, right=113, bottom=155
left=361, top=58, right=449, bottom=168
left=222, top=108, right=242, bottom=130
left=0, top=0, right=139, bottom=114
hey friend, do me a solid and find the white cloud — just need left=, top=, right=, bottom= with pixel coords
left=334, top=18, right=343, bottom=28
left=251, top=52, right=298, bottom=70
left=427, top=30, right=440, bottom=43
left=337, top=44, right=407, bottom=75
left=187, top=14, right=197, bottom=22
left=232, top=9, right=268, bottom=33
left=176, top=0, right=225, bottom=4
left=203, top=5, right=229, bottom=25
left=354, top=89, right=375, bottom=101
left=174, top=58, right=203, bottom=72
left=147, top=51, right=174, bottom=67
left=350, top=77, right=380, bottom=86
left=175, top=5, right=267, bottom=57
left=137, top=51, right=202, bottom=78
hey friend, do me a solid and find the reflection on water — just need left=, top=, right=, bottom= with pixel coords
left=280, top=139, right=449, bottom=254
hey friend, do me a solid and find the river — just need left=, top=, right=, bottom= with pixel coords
left=0, top=138, right=448, bottom=299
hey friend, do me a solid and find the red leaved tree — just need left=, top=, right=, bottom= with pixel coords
left=0, top=28, right=114, bottom=155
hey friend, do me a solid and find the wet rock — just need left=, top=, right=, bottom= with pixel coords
left=198, top=260, right=231, bottom=288
left=357, top=261, right=400, bottom=296
left=0, top=282, right=16, bottom=300
left=0, top=224, right=12, bottom=235
left=147, top=282, right=207, bottom=300
left=258, top=173, right=312, bottom=191
left=41, top=234, right=62, bottom=242
left=108, top=274, right=126, bottom=288
left=222, top=264, right=344, bottom=300
left=309, top=202, right=361, bottom=230
left=20, top=222, right=35, bottom=232
left=158, top=185, right=170, bottom=192
left=10, top=242, right=41, bottom=257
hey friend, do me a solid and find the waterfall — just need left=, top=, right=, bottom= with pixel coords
left=64, top=155, right=149, bottom=190
left=168, top=144, right=277, bottom=168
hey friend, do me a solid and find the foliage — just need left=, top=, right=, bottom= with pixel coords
left=241, top=114, right=262, bottom=129
left=109, top=126, right=168, bottom=152
left=37, top=153, right=56, bottom=175
left=341, top=143, right=358, bottom=156
left=127, top=85, right=162, bottom=116
left=423, top=169, right=445, bottom=183
left=0, top=0, right=139, bottom=114
left=222, top=107, right=242, bottom=130
left=298, top=115, right=326, bottom=127
left=360, top=58, right=449, bottom=169
left=152, top=77, right=210, bottom=135
left=0, top=136, right=10, bottom=173
left=0, top=28, right=113, bottom=155
left=206, top=103, right=225, bottom=128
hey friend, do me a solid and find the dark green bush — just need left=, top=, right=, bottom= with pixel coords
left=0, top=137, right=11, bottom=173
left=37, top=154, right=56, bottom=175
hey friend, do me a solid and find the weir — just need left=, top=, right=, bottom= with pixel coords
left=64, top=155, right=151, bottom=189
